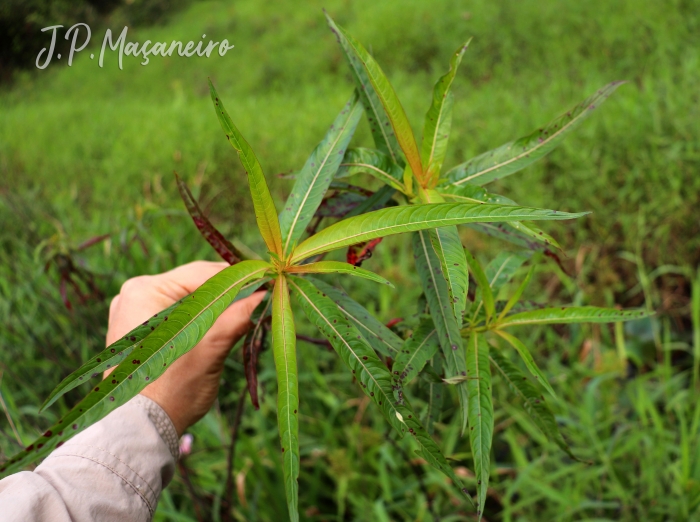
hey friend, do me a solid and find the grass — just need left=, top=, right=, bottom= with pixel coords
left=1, top=0, right=699, bottom=520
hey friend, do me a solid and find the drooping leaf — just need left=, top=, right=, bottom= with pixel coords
left=494, top=330, right=556, bottom=398
left=290, top=276, right=472, bottom=504
left=336, top=148, right=405, bottom=192
left=421, top=41, right=469, bottom=185
left=0, top=260, right=271, bottom=478
left=447, top=82, right=625, bottom=186
left=279, top=92, right=363, bottom=255
left=271, top=277, right=300, bottom=522
left=308, top=277, right=401, bottom=357
left=291, top=203, right=587, bottom=263
left=175, top=172, right=244, bottom=264
left=466, top=333, right=494, bottom=520
left=465, top=250, right=495, bottom=323
left=244, top=294, right=271, bottom=410
left=498, top=306, right=651, bottom=327
left=325, top=14, right=404, bottom=166
left=209, top=80, right=283, bottom=256
left=325, top=14, right=423, bottom=183
left=485, top=251, right=529, bottom=295
left=489, top=349, right=579, bottom=460
left=413, top=231, right=469, bottom=431
left=287, top=261, right=393, bottom=287
left=392, top=317, right=439, bottom=386
left=421, top=189, right=469, bottom=324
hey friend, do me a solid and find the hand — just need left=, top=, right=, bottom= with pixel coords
left=104, top=261, right=265, bottom=436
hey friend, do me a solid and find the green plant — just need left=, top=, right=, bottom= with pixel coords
left=0, top=12, right=653, bottom=521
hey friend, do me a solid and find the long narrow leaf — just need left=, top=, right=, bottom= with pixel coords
left=465, top=250, right=495, bottom=322
left=290, top=276, right=472, bottom=504
left=0, top=260, right=271, bottom=477
left=326, top=14, right=423, bottom=182
left=421, top=41, right=469, bottom=185
left=209, top=81, right=283, bottom=256
left=392, top=317, right=439, bottom=386
left=287, top=261, right=393, bottom=288
left=485, top=252, right=529, bottom=295
left=40, top=300, right=180, bottom=412
left=421, top=189, right=469, bottom=324
left=271, top=277, right=300, bottom=522
left=336, top=148, right=406, bottom=192
left=175, top=172, right=244, bottom=264
left=291, top=203, right=587, bottom=263
left=423, top=357, right=444, bottom=435
left=413, top=231, right=469, bottom=431
left=279, top=92, right=363, bottom=255
left=448, top=82, right=624, bottom=186
left=440, top=184, right=562, bottom=251
left=308, top=277, right=401, bottom=357
left=498, top=306, right=651, bottom=327
left=466, top=333, right=494, bottom=520
left=489, top=349, right=578, bottom=460
left=499, top=266, right=534, bottom=320
left=343, top=185, right=396, bottom=218
left=494, top=330, right=556, bottom=398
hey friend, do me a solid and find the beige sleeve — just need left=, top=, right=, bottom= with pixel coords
left=0, top=395, right=179, bottom=522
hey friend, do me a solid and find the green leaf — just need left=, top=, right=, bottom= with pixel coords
left=498, top=306, right=652, bottom=327
left=271, top=277, right=300, bottom=522
left=489, top=349, right=579, bottom=460
left=287, top=261, right=394, bottom=288
left=337, top=148, right=405, bottom=192
left=499, top=265, right=534, bottom=320
left=465, top=250, right=495, bottom=323
left=423, top=357, right=444, bottom=435
left=421, top=190, right=469, bottom=325
left=291, top=203, right=587, bottom=263
left=466, top=333, right=494, bottom=520
left=343, top=185, right=396, bottom=219
left=0, top=260, right=271, bottom=478
left=290, top=276, right=472, bottom=505
left=325, top=13, right=405, bottom=166
left=447, top=81, right=625, bottom=186
left=209, top=80, right=283, bottom=256
left=325, top=14, right=423, bottom=183
left=392, top=317, right=439, bottom=386
left=40, top=300, right=179, bottom=412
left=485, top=252, right=529, bottom=295
left=279, top=92, right=363, bottom=255
left=413, top=231, right=469, bottom=431
left=440, top=184, right=562, bottom=251
left=421, top=41, right=469, bottom=185
left=307, top=277, right=401, bottom=357
left=494, top=330, right=556, bottom=398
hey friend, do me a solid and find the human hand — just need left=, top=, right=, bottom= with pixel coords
left=104, top=261, right=265, bottom=436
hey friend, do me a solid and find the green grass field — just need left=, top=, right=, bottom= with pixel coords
left=1, top=0, right=699, bottom=520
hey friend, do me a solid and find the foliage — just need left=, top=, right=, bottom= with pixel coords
left=0, top=12, right=658, bottom=521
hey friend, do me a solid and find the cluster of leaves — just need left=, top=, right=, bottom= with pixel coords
left=0, top=12, right=650, bottom=521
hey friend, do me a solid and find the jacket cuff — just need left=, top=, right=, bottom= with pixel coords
left=37, top=395, right=178, bottom=517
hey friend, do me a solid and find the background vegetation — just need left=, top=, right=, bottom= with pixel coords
left=1, top=0, right=698, bottom=520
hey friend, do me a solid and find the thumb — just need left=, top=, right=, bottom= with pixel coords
left=201, top=290, right=267, bottom=354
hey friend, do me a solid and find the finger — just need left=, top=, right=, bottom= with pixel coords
left=157, top=261, right=230, bottom=299
left=199, top=290, right=267, bottom=356
left=108, top=294, right=121, bottom=324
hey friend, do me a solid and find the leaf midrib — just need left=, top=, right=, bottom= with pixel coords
left=283, top=104, right=359, bottom=255
left=452, top=99, right=594, bottom=186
